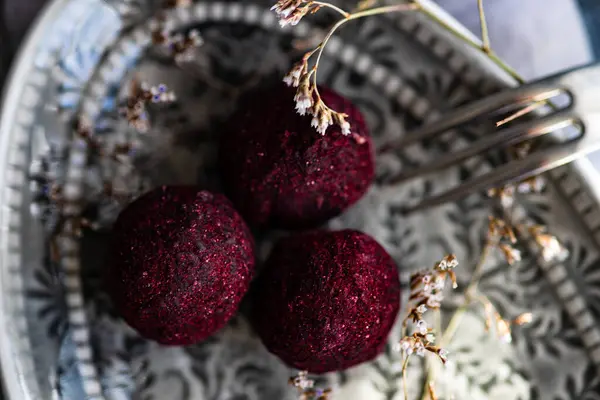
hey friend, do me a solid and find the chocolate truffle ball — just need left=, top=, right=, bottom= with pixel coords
left=219, top=84, right=374, bottom=229
left=106, top=186, right=255, bottom=345
left=251, top=229, right=400, bottom=373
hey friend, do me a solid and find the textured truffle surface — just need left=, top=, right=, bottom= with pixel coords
left=219, top=84, right=374, bottom=229
left=106, top=186, right=255, bottom=345
left=251, top=229, right=400, bottom=373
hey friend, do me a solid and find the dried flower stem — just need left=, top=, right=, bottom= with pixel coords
left=311, top=3, right=417, bottom=81
left=402, top=354, right=411, bottom=400
left=427, top=381, right=439, bottom=400
left=476, top=0, right=490, bottom=53
left=313, top=1, right=350, bottom=17
left=418, top=0, right=563, bottom=123
left=413, top=0, right=522, bottom=84
left=443, top=240, right=492, bottom=346
left=277, top=0, right=418, bottom=134
left=419, top=241, right=492, bottom=400
left=496, top=102, right=543, bottom=127
left=311, top=3, right=419, bottom=72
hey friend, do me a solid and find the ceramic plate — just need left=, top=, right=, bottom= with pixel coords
left=2, top=0, right=600, bottom=399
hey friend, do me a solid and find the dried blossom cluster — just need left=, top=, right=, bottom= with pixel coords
left=150, top=18, right=203, bottom=63
left=30, top=117, right=144, bottom=264
left=288, top=371, right=331, bottom=400
left=120, top=80, right=176, bottom=132
left=76, top=118, right=135, bottom=162
left=487, top=215, right=522, bottom=266
left=487, top=177, right=544, bottom=211
left=396, top=255, right=458, bottom=364
left=487, top=185, right=568, bottom=265
left=272, top=0, right=419, bottom=136
left=480, top=296, right=532, bottom=343
left=271, top=0, right=323, bottom=27
left=271, top=0, right=352, bottom=135
left=283, top=57, right=351, bottom=135
left=528, top=224, right=569, bottom=262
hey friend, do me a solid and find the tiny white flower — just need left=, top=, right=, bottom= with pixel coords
left=540, top=236, right=568, bottom=262
left=311, top=117, right=320, bottom=130
left=422, top=274, right=432, bottom=284
left=399, top=338, right=413, bottom=355
left=171, top=33, right=184, bottom=44
left=425, top=332, right=435, bottom=343
left=431, top=293, right=444, bottom=303
left=416, top=319, right=427, bottom=335
left=280, top=6, right=294, bottom=18
left=292, top=66, right=302, bottom=79
left=315, top=114, right=332, bottom=135
left=283, top=75, right=294, bottom=86
left=500, top=191, right=514, bottom=209
left=423, top=283, right=432, bottom=296
left=299, top=379, right=314, bottom=390
left=438, top=348, right=449, bottom=362
left=438, top=259, right=447, bottom=270
left=500, top=332, right=512, bottom=344
left=415, top=341, right=425, bottom=357
left=434, top=276, right=445, bottom=290
left=416, top=304, right=427, bottom=314
left=426, top=293, right=443, bottom=308
left=510, top=247, right=522, bottom=262
left=294, top=93, right=312, bottom=116
left=427, top=298, right=440, bottom=308
left=532, top=176, right=546, bottom=192
left=340, top=120, right=351, bottom=135
left=517, top=182, right=532, bottom=193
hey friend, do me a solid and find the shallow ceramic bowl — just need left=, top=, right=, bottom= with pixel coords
left=2, top=0, right=600, bottom=399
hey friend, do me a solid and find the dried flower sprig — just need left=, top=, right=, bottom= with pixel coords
left=289, top=371, right=332, bottom=400
left=150, top=18, right=203, bottom=62
left=33, top=115, right=146, bottom=269
left=528, top=224, right=569, bottom=262
left=275, top=0, right=547, bottom=136
left=396, top=255, right=458, bottom=400
left=120, top=80, right=176, bottom=132
left=75, top=117, right=137, bottom=164
left=479, top=295, right=532, bottom=343
left=274, top=0, right=418, bottom=134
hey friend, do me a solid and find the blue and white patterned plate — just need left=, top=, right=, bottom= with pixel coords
left=2, top=0, right=600, bottom=399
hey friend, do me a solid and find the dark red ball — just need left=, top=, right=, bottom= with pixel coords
left=106, top=186, right=255, bottom=345
left=251, top=229, right=400, bottom=373
left=219, top=84, right=374, bottom=229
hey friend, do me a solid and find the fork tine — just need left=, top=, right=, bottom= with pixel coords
left=386, top=111, right=575, bottom=185
left=396, top=133, right=594, bottom=215
left=378, top=86, right=562, bottom=152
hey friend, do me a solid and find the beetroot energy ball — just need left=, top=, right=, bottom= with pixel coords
left=219, top=84, right=374, bottom=229
left=251, top=229, right=400, bottom=373
left=106, top=186, right=255, bottom=345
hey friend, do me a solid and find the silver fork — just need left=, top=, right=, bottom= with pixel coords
left=381, top=62, right=600, bottom=214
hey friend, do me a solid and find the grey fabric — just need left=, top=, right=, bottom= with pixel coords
left=434, top=0, right=592, bottom=80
